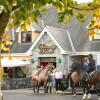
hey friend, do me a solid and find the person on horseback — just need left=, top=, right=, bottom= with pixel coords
left=66, top=60, right=82, bottom=88
left=86, top=54, right=96, bottom=73
left=37, top=65, right=44, bottom=75
left=85, top=54, right=96, bottom=82
left=83, top=57, right=89, bottom=70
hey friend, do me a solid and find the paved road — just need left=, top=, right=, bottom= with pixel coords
left=2, top=89, right=100, bottom=100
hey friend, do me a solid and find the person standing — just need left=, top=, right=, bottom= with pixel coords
left=7, top=67, right=13, bottom=78
left=55, top=67, right=63, bottom=92
left=51, top=69, right=56, bottom=87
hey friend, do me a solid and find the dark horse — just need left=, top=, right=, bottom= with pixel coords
left=66, top=62, right=100, bottom=99
left=66, top=62, right=90, bottom=99
left=32, top=63, right=53, bottom=93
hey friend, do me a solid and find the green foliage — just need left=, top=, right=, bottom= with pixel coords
left=0, top=0, right=100, bottom=31
left=2, top=73, right=8, bottom=79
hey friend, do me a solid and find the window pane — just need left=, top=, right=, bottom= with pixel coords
left=22, top=31, right=31, bottom=43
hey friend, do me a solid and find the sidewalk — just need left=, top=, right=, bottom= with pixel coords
left=2, top=87, right=84, bottom=94
left=2, top=87, right=56, bottom=94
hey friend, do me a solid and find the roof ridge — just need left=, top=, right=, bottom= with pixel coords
left=46, top=25, right=67, bottom=32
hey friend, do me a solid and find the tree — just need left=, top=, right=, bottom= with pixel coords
left=0, top=0, right=100, bottom=98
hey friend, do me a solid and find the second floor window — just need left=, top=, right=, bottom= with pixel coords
left=21, top=31, right=32, bottom=43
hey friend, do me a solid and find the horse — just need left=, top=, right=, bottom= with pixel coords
left=32, top=63, right=53, bottom=93
left=88, top=70, right=100, bottom=99
left=66, top=62, right=100, bottom=100
left=66, top=62, right=90, bottom=99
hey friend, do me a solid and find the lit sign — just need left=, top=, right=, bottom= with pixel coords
left=38, top=44, right=56, bottom=54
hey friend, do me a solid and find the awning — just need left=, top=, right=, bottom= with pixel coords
left=1, top=57, right=30, bottom=67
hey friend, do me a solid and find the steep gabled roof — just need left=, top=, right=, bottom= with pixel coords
left=10, top=43, right=32, bottom=53
left=82, top=41, right=100, bottom=52
left=46, top=26, right=73, bottom=52
left=26, top=26, right=73, bottom=55
left=41, top=7, right=89, bottom=52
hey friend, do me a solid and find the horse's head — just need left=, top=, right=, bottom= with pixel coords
left=45, top=63, right=54, bottom=72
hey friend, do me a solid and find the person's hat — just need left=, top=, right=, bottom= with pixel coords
left=89, top=53, right=93, bottom=58
left=84, top=57, right=88, bottom=60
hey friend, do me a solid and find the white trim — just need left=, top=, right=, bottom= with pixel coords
left=26, top=27, right=47, bottom=55
left=26, top=26, right=66, bottom=55
left=16, top=22, right=36, bottom=32
left=67, top=30, right=75, bottom=52
left=46, top=28, right=66, bottom=54
left=71, top=52, right=100, bottom=56
left=36, top=54, right=58, bottom=57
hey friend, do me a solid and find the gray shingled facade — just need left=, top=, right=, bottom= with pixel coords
left=10, top=7, right=99, bottom=53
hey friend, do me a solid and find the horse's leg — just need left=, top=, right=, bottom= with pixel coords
left=46, top=81, right=49, bottom=93
left=33, top=79, right=36, bottom=93
left=49, top=82, right=52, bottom=93
left=71, top=83, right=76, bottom=96
left=37, top=81, right=40, bottom=93
left=44, top=80, right=48, bottom=93
left=94, top=82, right=100, bottom=100
left=87, top=82, right=92, bottom=99
left=82, top=81, right=88, bottom=99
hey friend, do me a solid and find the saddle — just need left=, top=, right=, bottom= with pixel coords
left=89, top=71, right=95, bottom=79
left=37, top=68, right=43, bottom=75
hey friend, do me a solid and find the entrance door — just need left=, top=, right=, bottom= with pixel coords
left=39, top=57, right=56, bottom=68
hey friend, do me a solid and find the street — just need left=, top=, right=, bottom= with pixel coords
left=2, top=89, right=99, bottom=100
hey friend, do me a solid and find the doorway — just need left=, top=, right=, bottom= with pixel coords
left=39, top=57, right=56, bottom=68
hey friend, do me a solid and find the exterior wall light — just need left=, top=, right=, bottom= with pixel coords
left=31, top=59, right=34, bottom=64
left=58, top=58, right=61, bottom=63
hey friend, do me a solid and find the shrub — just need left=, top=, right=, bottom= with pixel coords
left=2, top=73, right=8, bottom=78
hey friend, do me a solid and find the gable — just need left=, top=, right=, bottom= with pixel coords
left=32, top=32, right=61, bottom=55
left=26, top=27, right=66, bottom=55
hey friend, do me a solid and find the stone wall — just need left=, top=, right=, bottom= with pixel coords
left=2, top=77, right=33, bottom=90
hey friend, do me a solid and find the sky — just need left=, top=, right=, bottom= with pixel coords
left=75, top=0, right=93, bottom=3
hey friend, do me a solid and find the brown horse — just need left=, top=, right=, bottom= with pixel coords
left=67, top=63, right=100, bottom=99
left=70, top=71, right=90, bottom=98
left=88, top=70, right=100, bottom=99
left=66, top=62, right=90, bottom=99
left=32, top=63, right=53, bottom=93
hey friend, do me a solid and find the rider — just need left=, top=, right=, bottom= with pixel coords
left=83, top=57, right=89, bottom=70
left=37, top=65, right=44, bottom=75
left=85, top=54, right=96, bottom=82
left=66, top=60, right=81, bottom=88
left=86, top=54, right=96, bottom=73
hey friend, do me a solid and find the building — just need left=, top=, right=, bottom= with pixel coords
left=2, top=7, right=100, bottom=78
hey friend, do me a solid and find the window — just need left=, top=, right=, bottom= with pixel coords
left=92, top=30, right=100, bottom=41
left=21, top=31, right=32, bottom=43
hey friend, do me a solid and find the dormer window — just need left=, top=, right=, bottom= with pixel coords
left=21, top=31, right=32, bottom=43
